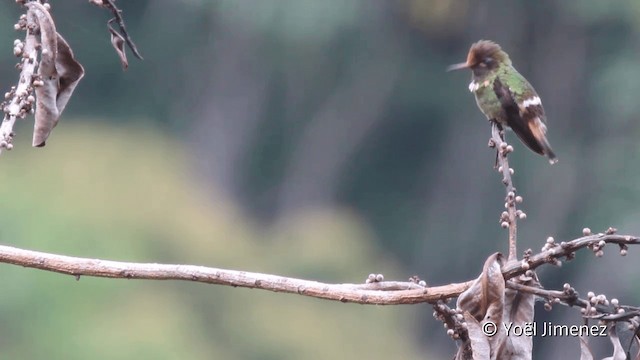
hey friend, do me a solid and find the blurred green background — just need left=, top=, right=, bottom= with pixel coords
left=1, top=1, right=640, bottom=359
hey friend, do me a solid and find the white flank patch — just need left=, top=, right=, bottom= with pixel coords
left=468, top=81, right=480, bottom=92
left=521, top=96, right=541, bottom=108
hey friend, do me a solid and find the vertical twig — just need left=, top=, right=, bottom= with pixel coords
left=490, top=122, right=521, bottom=262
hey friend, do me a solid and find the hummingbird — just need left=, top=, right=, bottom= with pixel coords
left=448, top=40, right=558, bottom=164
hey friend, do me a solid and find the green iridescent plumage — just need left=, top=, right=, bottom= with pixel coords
left=472, top=65, right=536, bottom=121
left=448, top=40, right=557, bottom=164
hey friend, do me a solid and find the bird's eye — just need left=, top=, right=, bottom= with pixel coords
left=478, top=58, right=493, bottom=68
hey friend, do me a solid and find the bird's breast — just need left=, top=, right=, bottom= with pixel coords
left=473, top=85, right=505, bottom=122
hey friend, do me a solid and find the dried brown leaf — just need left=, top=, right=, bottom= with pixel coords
left=55, top=34, right=84, bottom=115
left=27, top=2, right=60, bottom=147
left=25, top=4, right=84, bottom=147
left=461, top=311, right=491, bottom=360
left=496, top=274, right=538, bottom=359
left=602, top=323, right=625, bottom=360
left=457, top=253, right=505, bottom=323
left=579, top=336, right=594, bottom=360
left=457, top=253, right=507, bottom=359
left=455, top=342, right=474, bottom=360
left=108, top=24, right=128, bottom=70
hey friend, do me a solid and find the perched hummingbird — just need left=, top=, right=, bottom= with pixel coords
left=448, top=40, right=557, bottom=164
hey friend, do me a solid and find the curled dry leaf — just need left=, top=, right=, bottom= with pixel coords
left=633, top=335, right=640, bottom=360
left=496, top=273, right=538, bottom=359
left=602, top=323, right=625, bottom=360
left=458, top=312, right=491, bottom=360
left=628, top=330, right=640, bottom=360
left=456, top=253, right=507, bottom=360
left=457, top=253, right=505, bottom=323
left=26, top=2, right=84, bottom=147
left=108, top=22, right=128, bottom=70
left=28, top=2, right=59, bottom=147
left=55, top=34, right=84, bottom=117
left=579, top=336, right=595, bottom=360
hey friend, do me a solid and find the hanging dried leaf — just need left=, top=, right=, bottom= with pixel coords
left=602, top=323, right=625, bottom=360
left=108, top=23, right=128, bottom=70
left=26, top=3, right=84, bottom=147
left=496, top=274, right=538, bottom=359
left=457, top=253, right=505, bottom=323
left=456, top=253, right=506, bottom=360
left=633, top=334, right=640, bottom=360
left=55, top=34, right=84, bottom=117
left=579, top=336, right=594, bottom=360
left=461, top=312, right=491, bottom=360
left=28, top=2, right=59, bottom=147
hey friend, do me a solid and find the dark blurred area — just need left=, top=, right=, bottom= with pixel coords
left=1, top=1, right=640, bottom=359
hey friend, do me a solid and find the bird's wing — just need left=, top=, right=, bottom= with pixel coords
left=502, top=68, right=548, bottom=126
left=492, top=77, right=546, bottom=156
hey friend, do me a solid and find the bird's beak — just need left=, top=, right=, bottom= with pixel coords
left=446, top=62, right=469, bottom=72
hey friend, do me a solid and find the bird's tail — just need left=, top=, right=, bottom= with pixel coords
left=545, top=144, right=558, bottom=165
left=524, top=118, right=557, bottom=164
left=544, top=146, right=558, bottom=164
left=504, top=115, right=557, bottom=164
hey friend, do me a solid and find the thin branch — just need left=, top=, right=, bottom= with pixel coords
left=490, top=122, right=521, bottom=262
left=0, top=245, right=473, bottom=305
left=507, top=280, right=640, bottom=320
left=0, top=232, right=636, bottom=306
left=433, top=300, right=468, bottom=342
left=502, top=233, right=640, bottom=279
left=90, top=0, right=143, bottom=60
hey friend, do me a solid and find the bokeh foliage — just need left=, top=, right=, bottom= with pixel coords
left=0, top=123, right=426, bottom=359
